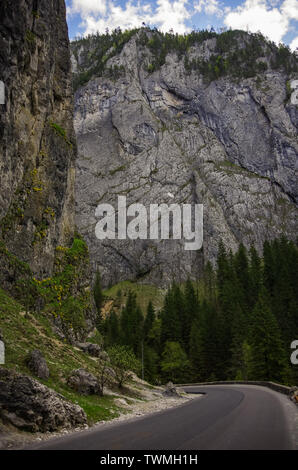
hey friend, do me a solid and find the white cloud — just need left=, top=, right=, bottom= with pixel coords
left=72, top=0, right=191, bottom=36
left=290, top=35, right=298, bottom=50
left=81, top=2, right=150, bottom=34
left=281, top=0, right=298, bottom=20
left=194, top=0, right=223, bottom=16
left=224, top=0, right=298, bottom=45
left=69, top=0, right=107, bottom=16
left=152, top=0, right=191, bottom=33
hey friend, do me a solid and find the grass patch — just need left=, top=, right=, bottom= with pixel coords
left=103, top=280, right=165, bottom=313
left=25, top=30, right=36, bottom=43
left=0, top=288, right=125, bottom=424
left=109, top=164, right=127, bottom=176
left=215, top=160, right=270, bottom=180
left=49, top=122, right=72, bottom=147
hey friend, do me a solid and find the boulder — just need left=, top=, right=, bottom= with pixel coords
left=87, top=343, right=102, bottom=357
left=0, top=368, right=87, bottom=432
left=105, top=366, right=116, bottom=378
left=67, top=368, right=100, bottom=395
left=162, top=382, right=181, bottom=398
left=76, top=342, right=90, bottom=353
left=114, top=398, right=128, bottom=407
left=98, top=350, right=110, bottom=362
left=76, top=342, right=102, bottom=357
left=26, top=349, right=49, bottom=380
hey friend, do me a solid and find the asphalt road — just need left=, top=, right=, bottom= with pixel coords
left=29, top=385, right=298, bottom=450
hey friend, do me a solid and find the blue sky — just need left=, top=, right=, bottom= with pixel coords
left=66, top=0, right=298, bottom=50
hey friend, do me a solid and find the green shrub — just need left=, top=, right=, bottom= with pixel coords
left=108, top=345, right=141, bottom=388
left=49, top=122, right=72, bottom=147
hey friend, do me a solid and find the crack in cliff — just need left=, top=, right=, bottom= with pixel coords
left=102, top=242, right=143, bottom=273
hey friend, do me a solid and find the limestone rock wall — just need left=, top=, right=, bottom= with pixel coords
left=72, top=31, right=298, bottom=287
left=0, top=0, right=76, bottom=279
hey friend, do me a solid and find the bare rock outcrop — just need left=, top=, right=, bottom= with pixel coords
left=72, top=30, right=298, bottom=287
left=26, top=349, right=49, bottom=380
left=0, top=368, right=87, bottom=432
left=76, top=342, right=102, bottom=357
left=162, top=382, right=182, bottom=398
left=0, top=0, right=76, bottom=284
left=0, top=0, right=96, bottom=341
left=67, top=368, right=100, bottom=395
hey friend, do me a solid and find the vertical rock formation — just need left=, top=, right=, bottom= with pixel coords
left=0, top=0, right=76, bottom=279
left=0, top=1, right=95, bottom=341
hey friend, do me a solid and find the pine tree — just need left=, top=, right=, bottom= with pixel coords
left=202, top=261, right=216, bottom=302
left=133, top=305, right=144, bottom=356
left=271, top=238, right=298, bottom=347
left=217, top=244, right=241, bottom=375
left=143, top=345, right=159, bottom=383
left=120, top=292, right=144, bottom=356
left=160, top=283, right=183, bottom=347
left=101, top=237, right=296, bottom=386
left=144, top=301, right=155, bottom=342
left=183, top=279, right=199, bottom=352
left=104, top=309, right=120, bottom=347
left=229, top=303, right=248, bottom=379
left=248, top=245, right=262, bottom=311
left=234, top=243, right=250, bottom=312
left=234, top=341, right=253, bottom=381
left=189, top=317, right=204, bottom=381
left=263, top=240, right=276, bottom=296
left=190, top=300, right=224, bottom=381
left=248, top=287, right=288, bottom=382
left=161, top=341, right=189, bottom=382
left=172, top=283, right=184, bottom=343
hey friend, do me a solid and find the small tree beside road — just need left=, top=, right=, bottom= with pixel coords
left=108, top=345, right=140, bottom=388
left=97, top=357, right=111, bottom=396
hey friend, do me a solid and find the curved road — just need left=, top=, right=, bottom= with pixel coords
left=29, top=385, right=298, bottom=450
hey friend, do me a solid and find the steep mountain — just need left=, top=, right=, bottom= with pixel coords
left=71, top=29, right=298, bottom=287
left=0, top=0, right=94, bottom=340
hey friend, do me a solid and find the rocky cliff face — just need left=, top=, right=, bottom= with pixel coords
left=72, top=30, right=298, bottom=287
left=0, top=1, right=96, bottom=341
left=0, top=0, right=76, bottom=279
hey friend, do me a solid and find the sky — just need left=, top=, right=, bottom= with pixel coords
left=65, top=0, right=298, bottom=50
